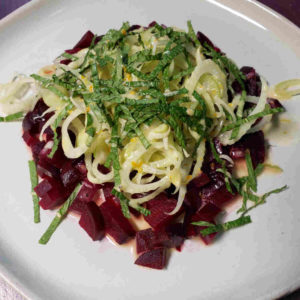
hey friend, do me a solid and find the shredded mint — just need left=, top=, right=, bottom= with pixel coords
left=39, top=184, right=81, bottom=244
left=28, top=160, right=40, bottom=223
left=0, top=112, right=23, bottom=122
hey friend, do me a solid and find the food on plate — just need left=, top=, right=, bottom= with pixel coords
left=1, top=21, right=298, bottom=269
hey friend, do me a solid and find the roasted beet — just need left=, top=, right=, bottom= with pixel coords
left=73, top=30, right=95, bottom=49
left=189, top=172, right=210, bottom=189
left=187, top=203, right=222, bottom=244
left=60, top=160, right=81, bottom=192
left=31, top=140, right=46, bottom=163
left=165, top=223, right=185, bottom=251
left=136, top=228, right=169, bottom=254
left=135, top=247, right=167, bottom=270
left=184, top=186, right=202, bottom=211
left=144, top=193, right=181, bottom=230
left=232, top=66, right=261, bottom=96
left=37, top=176, right=66, bottom=210
left=99, top=198, right=135, bottom=244
left=38, top=141, right=65, bottom=169
left=76, top=179, right=99, bottom=203
left=79, top=202, right=105, bottom=241
left=197, top=31, right=221, bottom=52
left=267, top=97, right=284, bottom=109
left=201, top=179, right=235, bottom=208
left=228, top=131, right=265, bottom=167
left=70, top=198, right=88, bottom=215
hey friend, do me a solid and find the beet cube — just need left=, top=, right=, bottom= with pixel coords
left=73, top=30, right=95, bottom=49
left=165, top=223, right=185, bottom=251
left=135, top=248, right=167, bottom=270
left=79, top=202, right=105, bottom=241
left=36, top=176, right=66, bottom=210
left=136, top=228, right=169, bottom=254
left=189, top=172, right=210, bottom=188
left=76, top=180, right=99, bottom=203
left=228, top=131, right=265, bottom=168
left=99, top=198, right=135, bottom=244
left=201, top=179, right=235, bottom=208
left=187, top=203, right=222, bottom=244
left=60, top=160, right=81, bottom=192
left=38, top=141, right=65, bottom=169
left=144, top=193, right=181, bottom=230
left=267, top=97, right=283, bottom=109
left=34, top=176, right=53, bottom=197
left=70, top=198, right=88, bottom=215
left=39, top=188, right=65, bottom=210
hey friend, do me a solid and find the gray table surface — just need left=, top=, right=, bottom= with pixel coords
left=0, top=0, right=300, bottom=299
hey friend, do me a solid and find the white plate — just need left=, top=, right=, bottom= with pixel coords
left=0, top=0, right=300, bottom=299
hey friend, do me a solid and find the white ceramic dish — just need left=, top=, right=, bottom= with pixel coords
left=0, top=0, right=300, bottom=299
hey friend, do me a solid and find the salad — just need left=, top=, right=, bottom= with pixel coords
left=0, top=21, right=298, bottom=269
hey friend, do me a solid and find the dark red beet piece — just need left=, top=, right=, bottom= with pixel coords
left=184, top=187, right=202, bottom=211
left=39, top=191, right=65, bottom=210
left=36, top=176, right=66, bottom=210
left=187, top=203, right=222, bottom=244
left=267, top=97, right=284, bottom=109
left=38, top=141, right=65, bottom=169
left=76, top=179, right=100, bottom=203
left=197, top=31, right=221, bottom=52
left=201, top=179, right=235, bottom=208
left=73, top=30, right=95, bottom=49
left=79, top=202, right=105, bottom=241
left=232, top=66, right=261, bottom=96
left=136, top=228, right=170, bottom=254
left=165, top=223, right=185, bottom=251
left=228, top=131, right=265, bottom=168
left=31, top=140, right=46, bottom=163
left=70, top=198, right=88, bottom=215
left=34, top=176, right=53, bottom=197
left=99, top=198, right=135, bottom=244
left=135, top=248, right=167, bottom=270
left=189, top=172, right=210, bottom=189
left=60, top=160, right=81, bottom=192
left=144, top=193, right=181, bottom=230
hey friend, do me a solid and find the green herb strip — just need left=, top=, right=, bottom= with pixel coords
left=39, top=184, right=81, bottom=244
left=28, top=160, right=40, bottom=223
left=198, top=216, right=252, bottom=236
left=0, top=112, right=24, bottom=122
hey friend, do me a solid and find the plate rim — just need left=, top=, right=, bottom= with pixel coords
left=0, top=0, right=299, bottom=299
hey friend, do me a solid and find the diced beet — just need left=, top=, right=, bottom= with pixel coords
left=135, top=248, right=167, bottom=270
left=165, top=223, right=185, bottom=251
left=36, top=163, right=60, bottom=180
left=22, top=100, right=50, bottom=134
left=129, top=24, right=141, bottom=31
left=79, top=202, right=105, bottom=241
left=36, top=176, right=65, bottom=210
left=73, top=30, right=95, bottom=49
left=144, top=193, right=181, bottom=230
left=34, top=176, right=53, bottom=197
left=187, top=203, right=222, bottom=244
left=38, top=141, right=65, bottom=169
left=31, top=140, right=46, bottom=162
left=76, top=179, right=99, bottom=203
left=101, top=182, right=114, bottom=201
left=197, top=31, right=221, bottom=52
left=148, top=21, right=158, bottom=28
left=228, top=131, right=265, bottom=167
left=136, top=228, right=170, bottom=254
left=232, top=66, right=261, bottom=96
left=267, top=97, right=284, bottom=109
left=39, top=188, right=65, bottom=210
left=189, top=172, right=210, bottom=189
left=22, top=130, right=37, bottom=146
left=99, top=198, right=135, bottom=244
left=60, top=160, right=81, bottom=192
left=136, top=224, right=185, bottom=255
left=70, top=198, right=88, bottom=215
left=184, top=187, right=201, bottom=211
left=201, top=179, right=235, bottom=208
